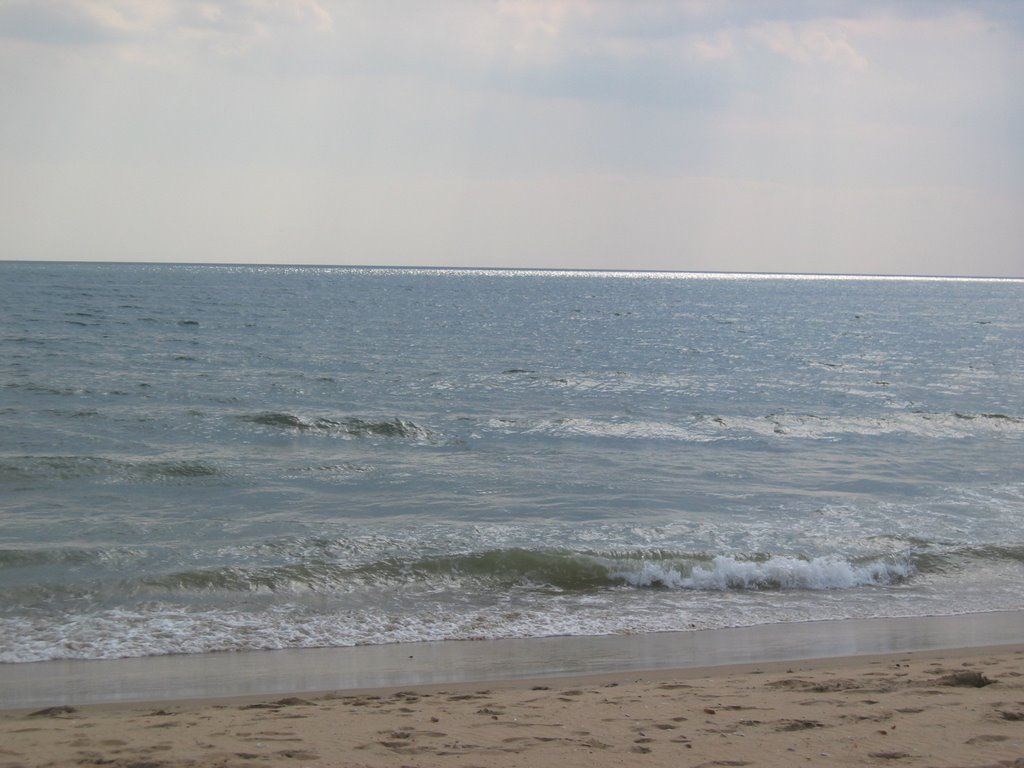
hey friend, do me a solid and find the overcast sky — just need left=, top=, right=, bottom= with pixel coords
left=1, top=1, right=1022, bottom=276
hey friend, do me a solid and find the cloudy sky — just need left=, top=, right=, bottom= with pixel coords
left=1, top=1, right=1022, bottom=276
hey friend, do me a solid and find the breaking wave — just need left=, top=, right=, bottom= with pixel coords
left=238, top=412, right=433, bottom=440
left=16, top=548, right=912, bottom=597
left=609, top=554, right=911, bottom=590
left=492, top=410, right=1024, bottom=442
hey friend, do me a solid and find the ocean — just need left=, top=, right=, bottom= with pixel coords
left=1, top=262, right=1022, bottom=665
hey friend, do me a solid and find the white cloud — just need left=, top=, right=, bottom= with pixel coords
left=751, top=20, right=869, bottom=70
left=0, top=1, right=1021, bottom=275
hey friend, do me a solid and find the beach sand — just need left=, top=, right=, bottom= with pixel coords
left=2, top=646, right=1023, bottom=767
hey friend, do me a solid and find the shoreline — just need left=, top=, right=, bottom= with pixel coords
left=3, top=611, right=1023, bottom=710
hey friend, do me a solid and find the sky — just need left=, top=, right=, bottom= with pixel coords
left=1, top=1, right=1022, bottom=277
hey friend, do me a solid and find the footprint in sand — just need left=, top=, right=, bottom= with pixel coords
left=964, top=734, right=1009, bottom=744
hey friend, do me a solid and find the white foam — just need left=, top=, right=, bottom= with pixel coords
left=487, top=411, right=1024, bottom=444
left=610, top=555, right=913, bottom=591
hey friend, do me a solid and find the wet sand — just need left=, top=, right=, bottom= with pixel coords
left=2, top=645, right=1024, bottom=767
left=4, top=612, right=1024, bottom=709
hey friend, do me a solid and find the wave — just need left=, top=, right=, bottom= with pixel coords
left=98, top=549, right=915, bottom=597
left=0, top=546, right=145, bottom=569
left=9, top=538, right=1022, bottom=597
left=0, top=455, right=225, bottom=484
left=489, top=410, right=1024, bottom=443
left=238, top=412, right=433, bottom=440
left=953, top=412, right=1024, bottom=425
left=519, top=417, right=703, bottom=442
left=727, top=410, right=1024, bottom=440
left=142, top=563, right=352, bottom=594
left=610, top=554, right=911, bottom=590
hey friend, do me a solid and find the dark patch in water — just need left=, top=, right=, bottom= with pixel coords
left=0, top=456, right=225, bottom=484
left=239, top=412, right=429, bottom=439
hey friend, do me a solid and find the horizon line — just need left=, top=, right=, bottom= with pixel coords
left=1, top=258, right=1021, bottom=283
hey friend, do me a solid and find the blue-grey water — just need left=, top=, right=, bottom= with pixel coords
left=1, top=262, right=1022, bottom=663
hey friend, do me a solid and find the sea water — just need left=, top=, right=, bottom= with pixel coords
left=1, top=262, right=1022, bottom=663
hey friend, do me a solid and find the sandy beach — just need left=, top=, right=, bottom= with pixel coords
left=3, top=645, right=1023, bottom=768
